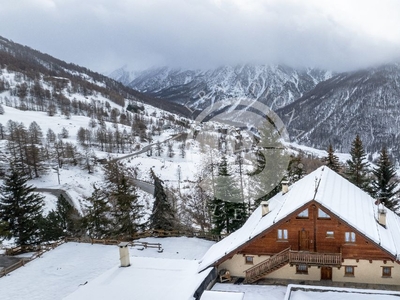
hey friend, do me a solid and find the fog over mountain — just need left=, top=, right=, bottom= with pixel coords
left=1, top=0, right=400, bottom=73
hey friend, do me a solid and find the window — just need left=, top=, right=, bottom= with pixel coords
left=318, top=208, right=330, bottom=219
left=277, top=229, right=288, bottom=240
left=296, top=264, right=308, bottom=274
left=345, top=232, right=356, bottom=243
left=326, top=231, right=334, bottom=238
left=245, top=256, right=254, bottom=265
left=382, top=267, right=392, bottom=277
left=344, top=266, right=355, bottom=276
left=297, top=209, right=309, bottom=218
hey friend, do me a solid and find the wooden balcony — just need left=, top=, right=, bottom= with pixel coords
left=245, top=248, right=341, bottom=283
left=289, top=250, right=341, bottom=267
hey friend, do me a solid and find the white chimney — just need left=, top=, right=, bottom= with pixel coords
left=261, top=201, right=270, bottom=217
left=118, top=242, right=130, bottom=267
left=378, top=208, right=387, bottom=227
left=281, top=180, right=289, bottom=194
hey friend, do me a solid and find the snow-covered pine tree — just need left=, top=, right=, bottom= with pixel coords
left=0, top=167, right=44, bottom=246
left=149, top=169, right=176, bottom=231
left=371, top=147, right=399, bottom=211
left=324, top=144, right=341, bottom=172
left=345, top=135, right=370, bottom=192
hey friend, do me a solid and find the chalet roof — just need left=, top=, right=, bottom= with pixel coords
left=198, top=166, right=400, bottom=272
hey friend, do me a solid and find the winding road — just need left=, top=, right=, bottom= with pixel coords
left=34, top=133, right=182, bottom=207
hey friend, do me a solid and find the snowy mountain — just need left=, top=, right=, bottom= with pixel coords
left=107, top=65, right=138, bottom=86
left=112, top=62, right=400, bottom=159
left=0, top=36, right=190, bottom=117
left=277, top=63, right=400, bottom=156
left=111, top=65, right=332, bottom=110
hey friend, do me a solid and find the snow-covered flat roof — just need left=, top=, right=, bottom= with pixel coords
left=285, top=284, right=400, bottom=300
left=0, top=237, right=214, bottom=300
left=65, top=257, right=213, bottom=300
left=199, top=166, right=400, bottom=271
left=201, top=290, right=244, bottom=300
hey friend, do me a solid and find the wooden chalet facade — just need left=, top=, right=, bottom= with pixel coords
left=199, top=167, right=400, bottom=286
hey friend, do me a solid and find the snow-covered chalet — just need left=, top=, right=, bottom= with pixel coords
left=198, top=166, right=400, bottom=286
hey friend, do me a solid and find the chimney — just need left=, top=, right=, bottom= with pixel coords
left=281, top=180, right=289, bottom=194
left=261, top=201, right=270, bottom=217
left=378, top=208, right=387, bottom=227
left=118, top=242, right=130, bottom=267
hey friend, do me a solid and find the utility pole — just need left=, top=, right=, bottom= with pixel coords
left=53, top=165, right=60, bottom=185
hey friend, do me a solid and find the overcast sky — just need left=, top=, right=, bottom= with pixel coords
left=1, top=0, right=400, bottom=73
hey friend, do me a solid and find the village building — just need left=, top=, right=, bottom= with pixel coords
left=198, top=166, right=400, bottom=286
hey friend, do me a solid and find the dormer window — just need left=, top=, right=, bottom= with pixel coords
left=318, top=208, right=330, bottom=219
left=297, top=209, right=309, bottom=219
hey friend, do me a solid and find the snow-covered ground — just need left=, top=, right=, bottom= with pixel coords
left=0, top=237, right=214, bottom=300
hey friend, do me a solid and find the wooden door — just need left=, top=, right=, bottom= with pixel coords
left=298, top=230, right=309, bottom=251
left=321, top=267, right=332, bottom=280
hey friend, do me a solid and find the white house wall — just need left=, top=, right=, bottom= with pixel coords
left=218, top=255, right=400, bottom=285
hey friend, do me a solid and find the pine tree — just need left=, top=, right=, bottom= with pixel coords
left=248, top=147, right=289, bottom=209
left=56, top=194, right=80, bottom=235
left=287, top=155, right=305, bottom=184
left=27, top=121, right=45, bottom=178
left=149, top=169, right=176, bottom=231
left=39, top=211, right=64, bottom=242
left=371, top=147, right=399, bottom=211
left=324, top=144, right=341, bottom=172
left=346, top=135, right=370, bottom=192
left=83, top=184, right=111, bottom=239
left=0, top=168, right=44, bottom=246
left=103, top=160, right=143, bottom=238
left=110, top=175, right=143, bottom=237
left=210, top=156, right=246, bottom=235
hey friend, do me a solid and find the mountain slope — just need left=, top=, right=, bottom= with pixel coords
left=113, top=65, right=332, bottom=110
left=0, top=36, right=191, bottom=116
left=277, top=63, right=400, bottom=156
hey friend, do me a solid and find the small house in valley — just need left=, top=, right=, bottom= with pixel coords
left=198, top=166, right=400, bottom=286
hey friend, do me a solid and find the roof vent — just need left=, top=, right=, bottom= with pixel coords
left=261, top=201, right=270, bottom=217
left=378, top=208, right=387, bottom=227
left=281, top=180, right=289, bottom=194
left=118, top=242, right=131, bottom=267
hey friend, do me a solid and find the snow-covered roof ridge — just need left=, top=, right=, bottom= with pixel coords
left=198, top=166, right=400, bottom=272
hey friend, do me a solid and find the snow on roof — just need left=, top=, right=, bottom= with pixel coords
left=199, top=166, right=400, bottom=271
left=201, top=290, right=244, bottom=300
left=0, top=237, right=214, bottom=300
left=284, top=284, right=400, bottom=300
left=64, top=257, right=213, bottom=300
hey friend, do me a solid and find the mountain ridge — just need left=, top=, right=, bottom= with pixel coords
left=110, top=64, right=333, bottom=111
left=110, top=63, right=400, bottom=158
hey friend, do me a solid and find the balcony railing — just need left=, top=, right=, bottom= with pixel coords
left=244, top=249, right=341, bottom=283
left=289, top=251, right=341, bottom=266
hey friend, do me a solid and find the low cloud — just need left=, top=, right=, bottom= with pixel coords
left=1, top=0, right=400, bottom=72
